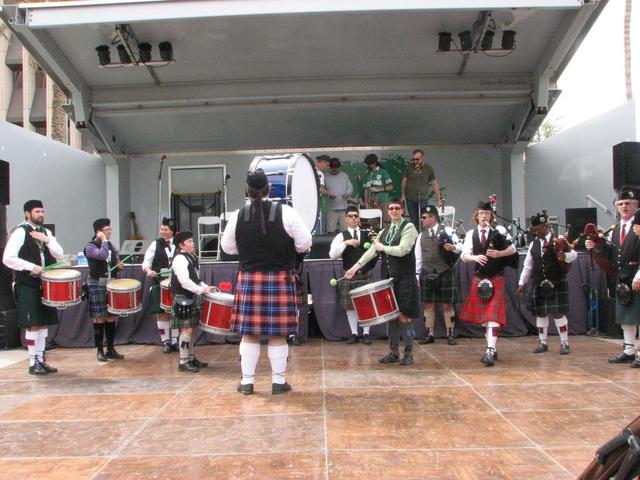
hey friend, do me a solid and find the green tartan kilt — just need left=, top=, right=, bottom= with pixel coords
left=16, top=283, right=58, bottom=328
left=149, top=282, right=165, bottom=314
left=615, top=291, right=640, bottom=326
left=419, top=268, right=459, bottom=305
left=170, top=295, right=201, bottom=329
left=339, top=270, right=372, bottom=311
left=526, top=279, right=570, bottom=316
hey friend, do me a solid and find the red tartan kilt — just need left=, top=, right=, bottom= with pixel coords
left=459, top=275, right=507, bottom=327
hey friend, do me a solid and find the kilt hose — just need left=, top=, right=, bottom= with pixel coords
left=338, top=270, right=372, bottom=311
left=525, top=279, right=570, bottom=316
left=15, top=283, right=58, bottom=328
left=460, top=275, right=507, bottom=327
left=230, top=270, right=299, bottom=336
left=419, top=268, right=459, bottom=305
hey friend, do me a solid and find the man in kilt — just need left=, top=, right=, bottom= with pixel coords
left=589, top=190, right=640, bottom=367
left=460, top=202, right=516, bottom=366
left=170, top=231, right=214, bottom=373
left=345, top=198, right=419, bottom=366
left=517, top=212, right=576, bottom=355
left=221, top=170, right=312, bottom=395
left=84, top=218, right=125, bottom=362
left=142, top=217, right=178, bottom=353
left=415, top=205, right=462, bottom=346
left=3, top=200, right=64, bottom=375
left=329, top=205, right=376, bottom=345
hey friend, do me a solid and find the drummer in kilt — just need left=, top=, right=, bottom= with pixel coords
left=345, top=198, right=419, bottom=366
left=3, top=200, right=65, bottom=375
left=220, top=170, right=312, bottom=395
left=170, top=231, right=214, bottom=373
left=85, top=218, right=125, bottom=362
left=460, top=202, right=516, bottom=366
left=415, top=205, right=462, bottom=345
left=142, top=217, right=178, bottom=353
left=329, top=206, right=376, bottom=345
left=517, top=212, right=576, bottom=355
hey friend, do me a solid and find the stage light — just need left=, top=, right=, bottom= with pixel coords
left=502, top=30, right=516, bottom=50
left=438, top=32, right=452, bottom=51
left=458, top=31, right=472, bottom=51
left=117, top=44, right=131, bottom=64
left=481, top=30, right=495, bottom=50
left=159, top=41, right=173, bottom=61
left=96, top=45, right=111, bottom=66
left=138, top=42, right=152, bottom=63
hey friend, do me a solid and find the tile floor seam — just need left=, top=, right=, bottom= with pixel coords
left=320, top=339, right=330, bottom=480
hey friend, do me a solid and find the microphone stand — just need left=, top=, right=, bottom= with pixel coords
left=494, top=212, right=528, bottom=247
left=156, top=154, right=166, bottom=233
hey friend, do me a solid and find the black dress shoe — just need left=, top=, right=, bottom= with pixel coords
left=291, top=336, right=303, bottom=347
left=28, top=361, right=48, bottom=375
left=379, top=353, right=400, bottom=364
left=399, top=352, right=413, bottom=366
left=171, top=343, right=180, bottom=352
left=179, top=361, right=200, bottom=373
left=534, top=342, right=548, bottom=353
left=237, top=383, right=254, bottom=395
left=162, top=342, right=172, bottom=354
left=97, top=349, right=108, bottom=362
left=417, top=335, right=435, bottom=345
left=39, top=360, right=58, bottom=373
left=447, top=335, right=457, bottom=346
left=346, top=334, right=358, bottom=344
left=631, top=356, right=640, bottom=368
left=362, top=334, right=372, bottom=345
left=106, top=349, right=125, bottom=360
left=608, top=352, right=636, bottom=364
left=481, top=350, right=495, bottom=367
left=191, top=357, right=208, bottom=368
left=272, top=382, right=292, bottom=395
left=559, top=343, right=570, bottom=355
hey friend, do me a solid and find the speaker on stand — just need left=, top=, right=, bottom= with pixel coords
left=613, top=141, right=640, bottom=191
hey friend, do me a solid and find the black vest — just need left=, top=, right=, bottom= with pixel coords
left=236, top=201, right=296, bottom=272
left=84, top=238, right=119, bottom=280
left=530, top=237, right=564, bottom=284
left=151, top=238, right=173, bottom=283
left=610, top=223, right=640, bottom=281
left=15, top=224, right=56, bottom=288
left=170, top=252, right=201, bottom=298
left=471, top=228, right=508, bottom=278
left=379, top=220, right=416, bottom=279
left=341, top=229, right=375, bottom=273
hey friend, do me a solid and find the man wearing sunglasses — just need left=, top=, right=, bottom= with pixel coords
left=401, top=149, right=442, bottom=229
left=329, top=206, right=376, bottom=345
left=345, top=199, right=419, bottom=365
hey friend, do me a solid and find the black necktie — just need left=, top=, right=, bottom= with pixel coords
left=354, top=230, right=358, bottom=242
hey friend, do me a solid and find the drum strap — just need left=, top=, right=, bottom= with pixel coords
left=241, top=202, right=279, bottom=223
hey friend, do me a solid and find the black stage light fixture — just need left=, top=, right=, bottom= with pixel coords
left=117, top=44, right=132, bottom=64
left=138, top=42, right=152, bottom=63
left=438, top=32, right=452, bottom=51
left=502, top=30, right=516, bottom=50
left=481, top=30, right=495, bottom=50
left=458, top=31, right=472, bottom=51
left=96, top=45, right=111, bottom=66
left=158, top=41, right=173, bottom=61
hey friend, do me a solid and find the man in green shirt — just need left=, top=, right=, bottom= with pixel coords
left=316, top=155, right=330, bottom=234
left=401, top=149, right=442, bottom=229
left=362, top=154, right=394, bottom=225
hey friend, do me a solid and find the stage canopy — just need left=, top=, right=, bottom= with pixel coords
left=0, top=0, right=607, bottom=155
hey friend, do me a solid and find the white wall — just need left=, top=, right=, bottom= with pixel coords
left=0, top=120, right=106, bottom=253
left=525, top=100, right=637, bottom=230
left=129, top=145, right=510, bottom=239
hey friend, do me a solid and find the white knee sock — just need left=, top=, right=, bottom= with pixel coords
left=171, top=328, right=180, bottom=345
left=157, top=318, right=170, bottom=343
left=25, top=330, right=38, bottom=367
left=484, top=321, right=500, bottom=350
left=362, top=324, right=370, bottom=335
left=188, top=336, right=196, bottom=361
left=36, top=328, right=48, bottom=362
left=536, top=316, right=549, bottom=344
left=554, top=316, right=569, bottom=345
left=240, top=341, right=261, bottom=385
left=268, top=344, right=289, bottom=385
left=346, top=311, right=359, bottom=336
left=424, top=309, right=435, bottom=335
left=622, top=324, right=637, bottom=355
left=179, top=332, right=191, bottom=364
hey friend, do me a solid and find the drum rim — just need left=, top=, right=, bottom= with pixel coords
left=107, top=278, right=142, bottom=291
left=204, top=291, right=234, bottom=305
left=349, top=278, right=394, bottom=295
left=358, top=310, right=400, bottom=327
left=199, top=323, right=231, bottom=335
left=41, top=268, right=81, bottom=280
left=159, top=278, right=171, bottom=287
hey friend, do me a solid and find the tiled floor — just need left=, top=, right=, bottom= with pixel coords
left=0, top=335, right=638, bottom=479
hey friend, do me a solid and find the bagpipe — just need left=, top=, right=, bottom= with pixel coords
left=436, top=227, right=460, bottom=267
left=549, top=226, right=573, bottom=274
left=571, top=223, right=616, bottom=282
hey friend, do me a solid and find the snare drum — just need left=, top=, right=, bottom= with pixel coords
left=200, top=291, right=234, bottom=335
left=249, top=153, right=319, bottom=232
left=107, top=278, right=142, bottom=316
left=41, top=268, right=82, bottom=309
left=159, top=278, right=173, bottom=313
left=349, top=278, right=399, bottom=327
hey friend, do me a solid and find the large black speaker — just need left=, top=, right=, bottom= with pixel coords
left=565, top=207, right=598, bottom=249
left=613, top=141, right=640, bottom=190
left=308, top=234, right=334, bottom=259
left=0, top=160, right=8, bottom=205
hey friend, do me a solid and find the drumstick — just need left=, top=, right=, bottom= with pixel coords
left=109, top=254, right=133, bottom=272
left=329, top=276, right=346, bottom=287
left=158, top=268, right=172, bottom=277
left=42, top=259, right=66, bottom=272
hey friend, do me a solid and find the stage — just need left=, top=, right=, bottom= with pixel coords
left=0, top=336, right=636, bottom=479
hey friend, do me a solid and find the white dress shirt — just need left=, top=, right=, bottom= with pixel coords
left=518, top=233, right=578, bottom=286
left=171, top=254, right=208, bottom=296
left=141, top=238, right=175, bottom=271
left=461, top=225, right=516, bottom=262
left=3, top=221, right=64, bottom=272
left=329, top=227, right=361, bottom=259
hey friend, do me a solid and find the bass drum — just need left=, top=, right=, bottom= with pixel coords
left=248, top=153, right=319, bottom=233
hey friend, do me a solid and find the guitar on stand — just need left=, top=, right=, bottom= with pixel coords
left=128, top=212, right=143, bottom=240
